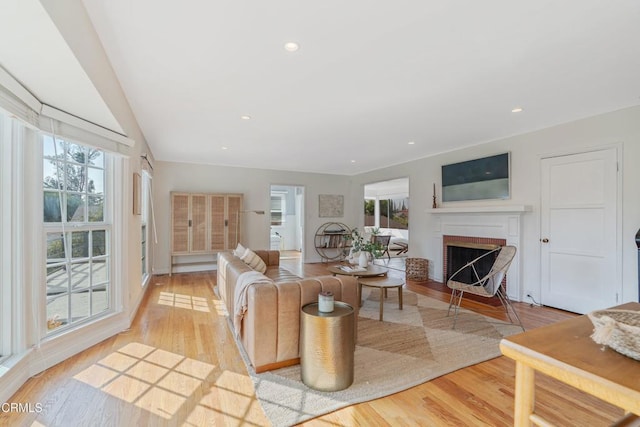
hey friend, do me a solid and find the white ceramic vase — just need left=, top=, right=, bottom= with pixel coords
left=348, top=248, right=358, bottom=264
left=358, top=251, right=368, bottom=268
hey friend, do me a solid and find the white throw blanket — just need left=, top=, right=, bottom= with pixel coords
left=233, top=271, right=274, bottom=337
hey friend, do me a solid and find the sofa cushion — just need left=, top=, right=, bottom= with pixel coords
left=265, top=267, right=303, bottom=283
left=234, top=242, right=247, bottom=258
left=241, top=248, right=267, bottom=273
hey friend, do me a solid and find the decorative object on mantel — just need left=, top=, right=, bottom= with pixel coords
left=588, top=309, right=640, bottom=361
left=432, top=182, right=437, bottom=209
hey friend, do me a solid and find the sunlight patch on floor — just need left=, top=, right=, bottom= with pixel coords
left=72, top=342, right=216, bottom=420
left=157, top=292, right=210, bottom=312
left=208, top=370, right=266, bottom=424
left=212, top=299, right=228, bottom=317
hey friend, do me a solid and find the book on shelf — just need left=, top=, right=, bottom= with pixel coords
left=324, top=229, right=346, bottom=234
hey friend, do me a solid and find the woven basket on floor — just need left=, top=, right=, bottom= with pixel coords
left=405, top=258, right=428, bottom=281
left=588, top=309, right=640, bottom=361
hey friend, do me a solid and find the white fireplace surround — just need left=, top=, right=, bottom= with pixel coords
left=429, top=205, right=532, bottom=301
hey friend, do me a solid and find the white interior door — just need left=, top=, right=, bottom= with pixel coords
left=540, top=148, right=620, bottom=313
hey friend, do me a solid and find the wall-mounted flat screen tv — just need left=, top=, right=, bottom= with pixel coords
left=442, top=153, right=510, bottom=202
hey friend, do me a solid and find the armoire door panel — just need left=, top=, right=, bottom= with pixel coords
left=171, top=194, right=190, bottom=254
left=227, top=195, right=242, bottom=248
left=210, top=195, right=226, bottom=251
left=190, top=194, right=207, bottom=252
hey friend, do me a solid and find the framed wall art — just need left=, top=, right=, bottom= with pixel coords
left=441, top=152, right=510, bottom=202
left=319, top=194, right=344, bottom=217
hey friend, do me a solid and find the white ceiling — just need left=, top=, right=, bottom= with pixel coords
left=7, top=1, right=640, bottom=176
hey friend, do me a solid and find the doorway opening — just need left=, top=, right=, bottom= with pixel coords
left=363, top=177, right=409, bottom=268
left=270, top=185, right=304, bottom=262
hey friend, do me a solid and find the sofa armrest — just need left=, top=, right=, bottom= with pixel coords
left=255, top=250, right=280, bottom=267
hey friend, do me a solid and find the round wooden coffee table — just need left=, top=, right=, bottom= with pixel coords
left=358, top=277, right=404, bottom=321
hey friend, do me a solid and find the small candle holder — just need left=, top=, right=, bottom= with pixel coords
left=318, top=291, right=334, bottom=313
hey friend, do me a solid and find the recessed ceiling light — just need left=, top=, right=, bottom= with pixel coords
left=351, top=160, right=356, bottom=163
left=284, top=42, right=299, bottom=52
left=408, top=141, right=415, bottom=145
left=221, top=146, right=228, bottom=150
left=511, top=107, right=524, bottom=113
left=241, top=115, right=251, bottom=120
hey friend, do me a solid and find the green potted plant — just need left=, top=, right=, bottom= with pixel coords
left=347, top=228, right=383, bottom=266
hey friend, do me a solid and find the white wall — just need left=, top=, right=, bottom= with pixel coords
left=351, top=106, right=640, bottom=304
left=152, top=162, right=354, bottom=273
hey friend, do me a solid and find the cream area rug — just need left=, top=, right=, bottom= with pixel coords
left=241, top=288, right=523, bottom=427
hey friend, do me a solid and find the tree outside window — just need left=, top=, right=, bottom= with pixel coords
left=364, top=197, right=409, bottom=230
left=43, top=136, right=110, bottom=333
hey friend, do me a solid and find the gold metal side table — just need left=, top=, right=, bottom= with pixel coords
left=300, top=302, right=355, bottom=392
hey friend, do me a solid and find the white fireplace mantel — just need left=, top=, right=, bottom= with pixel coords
left=427, top=204, right=532, bottom=215
left=429, top=205, right=530, bottom=301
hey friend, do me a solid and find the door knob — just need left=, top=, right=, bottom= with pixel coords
left=541, top=238, right=549, bottom=243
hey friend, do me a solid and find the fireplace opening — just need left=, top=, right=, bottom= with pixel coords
left=446, top=242, right=500, bottom=285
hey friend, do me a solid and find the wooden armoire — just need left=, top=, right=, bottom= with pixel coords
left=170, top=192, right=242, bottom=274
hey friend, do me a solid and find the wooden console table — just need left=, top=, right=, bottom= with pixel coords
left=500, top=302, right=640, bottom=426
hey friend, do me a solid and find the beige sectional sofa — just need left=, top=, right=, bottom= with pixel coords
left=217, top=249, right=359, bottom=373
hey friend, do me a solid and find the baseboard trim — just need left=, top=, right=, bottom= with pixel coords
left=0, top=352, right=31, bottom=404
left=29, top=314, right=130, bottom=376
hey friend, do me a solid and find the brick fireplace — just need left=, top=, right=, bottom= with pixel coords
left=429, top=205, right=530, bottom=301
left=443, top=235, right=507, bottom=283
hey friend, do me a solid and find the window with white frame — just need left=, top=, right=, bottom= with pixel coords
left=43, top=135, right=111, bottom=333
left=0, top=112, right=11, bottom=359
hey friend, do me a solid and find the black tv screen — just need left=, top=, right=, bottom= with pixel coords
left=442, top=153, right=510, bottom=202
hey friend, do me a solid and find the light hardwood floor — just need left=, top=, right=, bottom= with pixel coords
left=1, top=260, right=624, bottom=426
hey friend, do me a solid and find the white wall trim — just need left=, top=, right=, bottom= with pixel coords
left=0, top=352, right=31, bottom=404
left=0, top=310, right=129, bottom=404
left=29, top=314, right=129, bottom=376
left=427, top=204, right=532, bottom=214
left=40, top=104, right=134, bottom=148
left=0, top=66, right=41, bottom=113
left=129, top=282, right=149, bottom=324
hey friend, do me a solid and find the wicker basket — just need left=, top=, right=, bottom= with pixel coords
left=588, top=309, right=640, bottom=361
left=405, top=258, right=428, bottom=281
